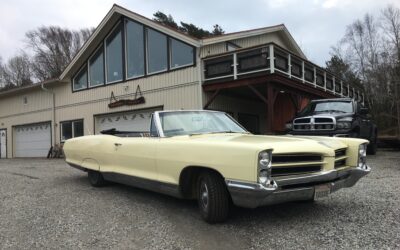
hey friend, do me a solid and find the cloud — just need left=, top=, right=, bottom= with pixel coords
left=1, top=0, right=400, bottom=67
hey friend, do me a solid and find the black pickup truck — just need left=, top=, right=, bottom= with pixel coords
left=286, top=98, right=377, bottom=154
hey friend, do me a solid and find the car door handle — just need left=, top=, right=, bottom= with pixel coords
left=114, top=143, right=122, bottom=147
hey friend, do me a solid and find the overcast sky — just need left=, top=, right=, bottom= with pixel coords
left=1, top=0, right=399, bottom=67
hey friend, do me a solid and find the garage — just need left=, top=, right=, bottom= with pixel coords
left=94, top=108, right=162, bottom=134
left=13, top=122, right=51, bottom=157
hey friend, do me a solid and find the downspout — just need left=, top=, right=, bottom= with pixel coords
left=198, top=41, right=204, bottom=109
left=41, top=83, right=55, bottom=147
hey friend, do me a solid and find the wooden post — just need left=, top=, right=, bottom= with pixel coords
left=269, top=44, right=275, bottom=74
left=266, top=83, right=274, bottom=134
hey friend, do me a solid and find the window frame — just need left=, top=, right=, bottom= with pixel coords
left=105, top=21, right=124, bottom=85
left=124, top=19, right=146, bottom=80
left=60, top=119, right=84, bottom=142
left=88, top=44, right=105, bottom=88
left=72, top=64, right=88, bottom=91
left=71, top=17, right=196, bottom=93
left=146, top=27, right=169, bottom=75
left=169, top=37, right=195, bottom=70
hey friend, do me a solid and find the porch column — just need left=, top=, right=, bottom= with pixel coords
left=266, top=83, right=275, bottom=134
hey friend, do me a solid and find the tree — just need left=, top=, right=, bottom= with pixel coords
left=153, top=11, right=224, bottom=39
left=0, top=53, right=33, bottom=91
left=212, top=24, right=225, bottom=35
left=325, top=55, right=362, bottom=90
left=330, top=5, right=400, bottom=133
left=25, top=26, right=93, bottom=81
left=179, top=21, right=213, bottom=38
left=153, top=11, right=178, bottom=29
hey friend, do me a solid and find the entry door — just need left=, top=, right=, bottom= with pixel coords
left=0, top=129, right=6, bottom=158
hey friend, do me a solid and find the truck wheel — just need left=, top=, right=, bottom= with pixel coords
left=197, top=171, right=230, bottom=223
left=88, top=170, right=107, bottom=187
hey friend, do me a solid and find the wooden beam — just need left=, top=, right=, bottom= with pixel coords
left=203, top=77, right=268, bottom=91
left=203, top=89, right=220, bottom=109
left=203, top=74, right=336, bottom=99
left=247, top=85, right=268, bottom=104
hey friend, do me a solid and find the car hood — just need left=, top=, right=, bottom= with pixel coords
left=171, top=133, right=349, bottom=156
left=295, top=112, right=353, bottom=120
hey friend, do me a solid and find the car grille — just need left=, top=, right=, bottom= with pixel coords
left=293, top=116, right=335, bottom=131
left=334, top=148, right=347, bottom=168
left=271, top=153, right=323, bottom=177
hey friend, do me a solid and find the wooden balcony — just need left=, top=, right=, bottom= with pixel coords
left=202, top=43, right=364, bottom=103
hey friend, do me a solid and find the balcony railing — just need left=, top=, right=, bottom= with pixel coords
left=203, top=43, right=364, bottom=103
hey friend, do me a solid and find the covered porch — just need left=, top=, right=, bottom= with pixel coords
left=202, top=43, right=364, bottom=134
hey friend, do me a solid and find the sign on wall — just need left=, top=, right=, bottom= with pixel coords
left=108, top=85, right=145, bottom=108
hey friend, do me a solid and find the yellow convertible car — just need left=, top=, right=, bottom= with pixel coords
left=64, top=110, right=371, bottom=223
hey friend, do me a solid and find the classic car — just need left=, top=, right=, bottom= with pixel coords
left=64, top=110, right=371, bottom=223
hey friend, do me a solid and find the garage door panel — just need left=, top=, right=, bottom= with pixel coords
left=14, top=122, right=51, bottom=157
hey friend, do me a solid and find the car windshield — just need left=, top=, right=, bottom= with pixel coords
left=299, top=101, right=353, bottom=115
left=159, top=111, right=248, bottom=137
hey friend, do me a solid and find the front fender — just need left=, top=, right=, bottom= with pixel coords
left=81, top=158, right=100, bottom=171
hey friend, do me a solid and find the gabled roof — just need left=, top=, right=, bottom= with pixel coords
left=59, top=4, right=201, bottom=81
left=60, top=4, right=307, bottom=81
left=201, top=24, right=307, bottom=59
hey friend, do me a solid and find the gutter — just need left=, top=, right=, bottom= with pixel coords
left=41, top=83, right=56, bottom=147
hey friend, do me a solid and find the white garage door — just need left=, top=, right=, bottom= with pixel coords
left=14, top=122, right=51, bottom=157
left=95, top=108, right=161, bottom=134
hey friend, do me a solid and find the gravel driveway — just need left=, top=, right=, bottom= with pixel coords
left=0, top=150, right=399, bottom=249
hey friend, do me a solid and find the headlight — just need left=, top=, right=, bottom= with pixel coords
left=336, top=121, right=351, bottom=129
left=258, top=150, right=273, bottom=185
left=285, top=123, right=293, bottom=130
left=358, top=144, right=367, bottom=169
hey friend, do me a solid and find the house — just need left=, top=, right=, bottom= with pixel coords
left=0, top=4, right=364, bottom=158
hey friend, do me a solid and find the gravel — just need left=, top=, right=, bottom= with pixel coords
left=0, top=150, right=399, bottom=249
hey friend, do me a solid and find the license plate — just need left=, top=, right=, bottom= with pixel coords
left=314, top=184, right=331, bottom=199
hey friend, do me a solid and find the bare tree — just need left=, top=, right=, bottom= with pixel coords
left=331, top=5, right=400, bottom=134
left=25, top=26, right=93, bottom=81
left=0, top=52, right=33, bottom=90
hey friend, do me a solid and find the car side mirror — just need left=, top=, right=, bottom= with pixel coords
left=360, top=107, right=369, bottom=115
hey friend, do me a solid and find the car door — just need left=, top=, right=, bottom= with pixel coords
left=109, top=136, right=158, bottom=181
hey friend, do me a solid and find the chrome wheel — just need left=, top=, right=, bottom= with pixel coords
left=200, top=181, right=209, bottom=210
left=197, top=172, right=230, bottom=223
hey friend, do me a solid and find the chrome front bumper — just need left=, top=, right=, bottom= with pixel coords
left=226, top=165, right=371, bottom=208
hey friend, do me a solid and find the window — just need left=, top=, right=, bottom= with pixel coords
left=89, top=46, right=104, bottom=87
left=147, top=28, right=168, bottom=74
left=23, top=96, right=28, bottom=105
left=61, top=120, right=84, bottom=142
left=73, top=66, right=88, bottom=90
left=106, top=24, right=123, bottom=83
left=150, top=115, right=158, bottom=137
left=126, top=20, right=145, bottom=79
left=170, top=38, right=194, bottom=69
left=71, top=18, right=197, bottom=92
